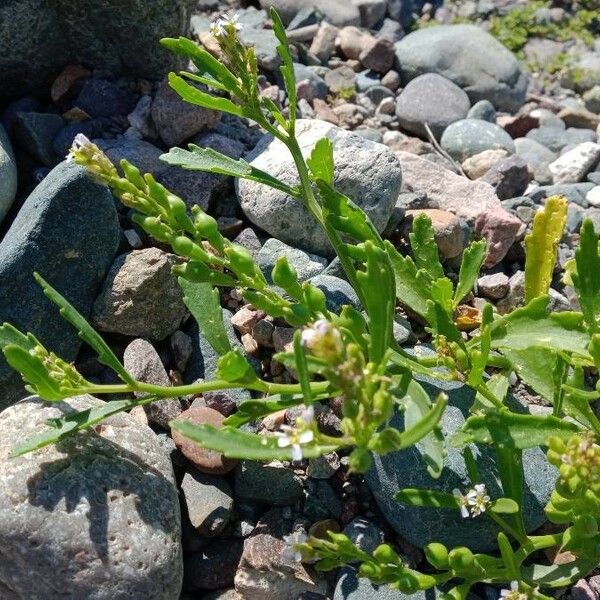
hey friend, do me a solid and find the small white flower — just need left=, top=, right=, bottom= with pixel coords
left=210, top=13, right=242, bottom=38
left=453, top=488, right=470, bottom=519
left=500, top=581, right=527, bottom=600
left=274, top=424, right=314, bottom=462
left=466, top=483, right=491, bottom=517
left=282, top=530, right=308, bottom=562
left=67, top=133, right=94, bottom=161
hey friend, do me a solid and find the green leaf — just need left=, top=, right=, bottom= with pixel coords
left=572, top=219, right=600, bottom=334
left=169, top=421, right=338, bottom=461
left=409, top=214, right=444, bottom=281
left=452, top=410, right=581, bottom=449
left=168, top=73, right=244, bottom=116
left=497, top=532, right=520, bottom=580
left=10, top=396, right=157, bottom=457
left=216, top=350, right=257, bottom=384
left=454, top=240, right=487, bottom=308
left=293, top=330, right=313, bottom=405
left=502, top=347, right=557, bottom=404
left=307, top=138, right=334, bottom=185
left=270, top=8, right=297, bottom=127
left=490, top=498, right=520, bottom=514
left=34, top=273, right=134, bottom=385
left=179, top=278, right=231, bottom=356
left=524, top=195, right=567, bottom=303
left=160, top=144, right=299, bottom=197
left=395, top=488, right=459, bottom=509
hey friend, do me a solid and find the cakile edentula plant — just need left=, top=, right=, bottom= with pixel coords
left=3, top=9, right=600, bottom=599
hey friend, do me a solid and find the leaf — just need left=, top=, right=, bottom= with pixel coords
left=572, top=219, right=600, bottom=334
left=34, top=273, right=134, bottom=385
left=524, top=195, right=567, bottom=303
left=490, top=498, right=520, bottom=514
left=10, top=396, right=157, bottom=457
left=487, top=296, right=590, bottom=358
left=160, top=145, right=299, bottom=197
left=395, top=488, right=460, bottom=509
left=270, top=8, right=297, bottom=126
left=502, top=347, right=558, bottom=404
left=168, top=73, right=244, bottom=116
left=293, top=330, right=313, bottom=404
left=307, top=138, right=334, bottom=185
left=216, top=350, right=257, bottom=384
left=454, top=240, right=487, bottom=308
left=452, top=410, right=581, bottom=449
left=170, top=421, right=338, bottom=460
left=497, top=532, right=520, bottom=580
left=179, top=278, right=231, bottom=356
left=409, top=214, right=444, bottom=281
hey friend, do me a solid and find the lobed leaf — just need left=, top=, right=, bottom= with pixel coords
left=307, top=138, right=334, bottom=185
left=454, top=240, right=487, bottom=308
left=409, top=214, right=444, bottom=281
left=572, top=219, right=600, bottom=334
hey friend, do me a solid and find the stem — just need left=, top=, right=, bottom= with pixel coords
left=475, top=382, right=504, bottom=409
left=487, top=512, right=528, bottom=546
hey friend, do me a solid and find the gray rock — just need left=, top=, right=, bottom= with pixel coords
left=584, top=86, right=600, bottom=114
left=258, top=238, right=327, bottom=283
left=467, top=100, right=496, bottom=123
left=366, top=378, right=557, bottom=552
left=324, top=65, right=357, bottom=94
left=395, top=73, right=470, bottom=139
left=92, top=248, right=187, bottom=341
left=0, top=162, right=119, bottom=408
left=75, top=79, right=136, bottom=119
left=157, top=168, right=224, bottom=212
left=123, top=339, right=185, bottom=429
left=549, top=142, right=600, bottom=185
left=96, top=138, right=167, bottom=176
left=234, top=461, right=304, bottom=505
left=441, top=119, right=515, bottom=161
left=0, top=395, right=182, bottom=599
left=481, top=155, right=530, bottom=200
left=293, top=64, right=329, bottom=99
left=562, top=51, right=600, bottom=94
left=526, top=127, right=596, bottom=154
left=181, top=469, right=233, bottom=537
left=259, top=0, right=360, bottom=26
left=342, top=518, right=384, bottom=555
left=356, top=70, right=381, bottom=92
left=527, top=183, right=595, bottom=207
left=0, top=0, right=193, bottom=103
left=0, top=123, right=17, bottom=224
left=238, top=20, right=281, bottom=72
left=14, top=112, right=64, bottom=166
left=236, top=119, right=401, bottom=256
left=394, top=24, right=528, bottom=112
left=335, top=568, right=432, bottom=599
left=476, top=272, right=509, bottom=300
left=514, top=137, right=557, bottom=185
left=184, top=538, right=243, bottom=591
left=308, top=274, right=361, bottom=312
left=354, top=0, right=387, bottom=28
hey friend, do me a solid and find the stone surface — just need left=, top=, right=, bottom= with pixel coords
left=481, top=155, right=531, bottom=200
left=308, top=274, right=362, bottom=312
left=395, top=73, right=470, bottom=139
left=184, top=538, right=243, bottom=591
left=14, top=112, right=64, bottom=166
left=549, top=142, right=600, bottom=185
left=152, top=78, right=220, bottom=146
left=123, top=339, right=185, bottom=429
left=394, top=24, right=528, bottom=112
left=526, top=126, right=596, bottom=154
left=0, top=123, right=17, bottom=224
left=258, top=238, right=327, bottom=283
left=514, top=137, right=557, bottom=185
left=342, top=518, right=384, bottom=555
left=397, top=152, right=521, bottom=266
left=0, top=162, right=119, bottom=407
left=92, top=248, right=187, bottom=341
left=172, top=407, right=238, bottom=475
left=404, top=209, right=464, bottom=259
left=467, top=100, right=496, bottom=123
left=0, top=395, right=182, bottom=599
left=310, top=21, right=339, bottom=63
left=237, top=119, right=401, bottom=256
left=462, top=149, right=510, bottom=180
left=358, top=37, right=395, bottom=73
left=441, top=119, right=516, bottom=162
left=334, top=567, right=416, bottom=599
left=75, top=78, right=135, bottom=119
left=0, top=0, right=193, bottom=103
left=476, top=272, right=509, bottom=300
left=259, top=0, right=360, bottom=26
left=234, top=461, right=304, bottom=505
left=96, top=138, right=167, bottom=176
left=234, top=508, right=327, bottom=599
left=366, top=377, right=557, bottom=552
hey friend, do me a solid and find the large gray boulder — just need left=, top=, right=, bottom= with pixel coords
left=236, top=119, right=402, bottom=257
left=259, top=0, right=360, bottom=26
left=0, top=162, right=120, bottom=408
left=394, top=25, right=528, bottom=112
left=365, top=377, right=557, bottom=553
left=0, top=0, right=193, bottom=103
left=0, top=123, right=17, bottom=225
left=0, top=395, right=182, bottom=599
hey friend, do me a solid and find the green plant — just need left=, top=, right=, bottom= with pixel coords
left=3, top=11, right=600, bottom=597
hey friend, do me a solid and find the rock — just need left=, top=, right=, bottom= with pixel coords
left=441, top=119, right=516, bottom=162
left=462, top=149, right=509, bottom=180
left=310, top=22, right=339, bottom=63
left=172, top=407, right=238, bottom=474
left=335, top=567, right=428, bottom=599
left=557, top=107, right=600, bottom=131
left=467, top=100, right=496, bottom=123
left=0, top=162, right=119, bottom=407
left=514, top=137, right=556, bottom=185
left=499, top=113, right=540, bottom=140
left=584, top=86, right=600, bottom=114
left=526, top=127, right=596, bottom=154
left=258, top=238, right=327, bottom=283
left=396, top=73, right=470, bottom=140
left=181, top=469, right=233, bottom=537
left=353, top=0, right=387, bottom=28
left=528, top=183, right=595, bottom=207
left=342, top=518, right=384, bottom=555
left=96, top=138, right=167, bottom=176
left=0, top=395, right=182, bottom=599
left=75, top=78, right=135, bottom=118
left=394, top=25, right=528, bottom=112
left=14, top=112, right=64, bottom=166
left=587, top=187, right=600, bottom=208
left=235, top=460, right=304, bottom=505
left=184, top=539, right=243, bottom=591
left=404, top=209, right=464, bottom=259
left=152, top=78, right=220, bottom=147
left=476, top=272, right=509, bottom=300
left=562, top=51, right=600, bottom=94
left=324, top=65, right=357, bottom=94
left=304, top=479, right=342, bottom=520
left=0, top=123, right=17, bottom=224
left=157, top=168, right=224, bottom=212
left=237, top=14, right=281, bottom=72
left=234, top=508, right=327, bottom=599
left=237, top=119, right=401, bottom=256
left=293, top=64, right=329, bottom=99
left=308, top=274, right=361, bottom=312
left=92, top=248, right=187, bottom=341
left=549, top=142, right=600, bottom=184
left=50, top=64, right=91, bottom=104
left=572, top=579, right=596, bottom=600
left=307, top=453, right=341, bottom=479
left=397, top=152, right=521, bottom=266
left=123, top=339, right=185, bottom=429
left=0, top=0, right=193, bottom=103
left=259, top=0, right=360, bottom=26
left=337, top=26, right=370, bottom=60
left=366, top=378, right=557, bottom=552
left=481, top=155, right=531, bottom=200
left=359, top=37, right=395, bottom=74
left=53, top=119, right=104, bottom=159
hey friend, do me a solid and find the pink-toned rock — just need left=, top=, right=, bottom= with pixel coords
left=397, top=151, right=522, bottom=266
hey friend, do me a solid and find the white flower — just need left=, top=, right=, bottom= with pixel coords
left=301, top=319, right=343, bottom=361
left=282, top=530, right=308, bottom=562
left=274, top=424, right=314, bottom=461
left=453, top=488, right=470, bottom=519
left=66, top=133, right=93, bottom=161
left=466, top=483, right=491, bottom=517
left=210, top=13, right=242, bottom=38
left=500, top=581, right=527, bottom=600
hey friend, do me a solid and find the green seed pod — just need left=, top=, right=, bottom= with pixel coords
left=358, top=562, right=379, bottom=579
left=133, top=215, right=173, bottom=243
left=226, top=244, right=257, bottom=278
left=194, top=210, right=223, bottom=250
left=448, top=547, right=474, bottom=571
left=272, top=257, right=302, bottom=298
left=373, top=544, right=398, bottom=564
left=171, top=236, right=210, bottom=262
left=395, top=573, right=419, bottom=594
left=302, top=283, right=328, bottom=314
left=425, top=543, right=449, bottom=569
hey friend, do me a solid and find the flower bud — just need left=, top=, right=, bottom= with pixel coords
left=425, top=543, right=449, bottom=569
left=301, top=319, right=344, bottom=363
left=448, top=547, right=474, bottom=571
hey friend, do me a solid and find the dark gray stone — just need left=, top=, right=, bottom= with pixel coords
left=467, top=100, right=497, bottom=123
left=293, top=64, right=329, bottom=99
left=259, top=0, right=360, bottom=26
left=234, top=460, right=304, bottom=505
left=0, top=123, right=17, bottom=224
left=0, top=162, right=119, bottom=408
left=441, top=119, right=515, bottom=161
left=14, top=112, right=65, bottom=166
left=258, top=238, right=327, bottom=283
left=95, top=138, right=167, bottom=176
left=334, top=568, right=436, bottom=600
left=366, top=377, right=557, bottom=552
left=52, top=120, right=105, bottom=159
left=514, top=137, right=556, bottom=185
left=0, top=395, right=182, bottom=599
left=308, top=274, right=361, bottom=313
left=184, top=538, right=243, bottom=591
left=527, top=183, right=595, bottom=207
left=75, top=79, right=136, bottom=119
left=342, top=518, right=384, bottom=555
left=481, top=155, right=530, bottom=200
left=526, top=127, right=596, bottom=154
